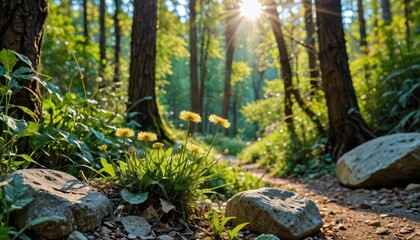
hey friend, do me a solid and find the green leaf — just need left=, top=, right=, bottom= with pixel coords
left=21, top=121, right=40, bottom=137
left=0, top=65, right=6, bottom=76
left=229, top=222, right=249, bottom=239
left=0, top=114, right=27, bottom=133
left=0, top=49, right=18, bottom=73
left=9, top=104, right=35, bottom=119
left=91, top=128, right=114, bottom=145
left=4, top=175, right=32, bottom=209
left=12, top=67, right=34, bottom=80
left=100, top=158, right=116, bottom=177
left=11, top=50, right=32, bottom=67
left=120, top=189, right=148, bottom=204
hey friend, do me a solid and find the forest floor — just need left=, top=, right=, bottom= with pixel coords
left=223, top=156, right=420, bottom=240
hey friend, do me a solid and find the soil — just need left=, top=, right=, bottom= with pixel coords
left=82, top=156, right=420, bottom=240
left=231, top=157, right=420, bottom=240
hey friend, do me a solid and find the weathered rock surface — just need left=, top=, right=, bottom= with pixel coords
left=9, top=169, right=113, bottom=239
left=337, top=133, right=420, bottom=188
left=225, top=188, right=323, bottom=240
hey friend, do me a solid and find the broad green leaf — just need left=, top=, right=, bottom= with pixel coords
left=0, top=114, right=27, bottom=133
left=12, top=66, right=34, bottom=79
left=0, top=49, right=18, bottom=73
left=91, top=127, right=114, bottom=145
left=21, top=121, right=40, bottom=137
left=220, top=216, right=235, bottom=229
left=229, top=222, right=250, bottom=239
left=120, top=189, right=148, bottom=204
left=0, top=65, right=6, bottom=76
left=9, top=104, right=35, bottom=119
left=255, top=234, right=280, bottom=240
left=4, top=175, right=31, bottom=208
left=11, top=50, right=32, bottom=67
left=100, top=158, right=116, bottom=177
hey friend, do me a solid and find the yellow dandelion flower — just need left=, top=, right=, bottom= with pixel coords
left=179, top=110, right=201, bottom=123
left=116, top=128, right=134, bottom=138
left=152, top=142, right=164, bottom=149
left=209, top=114, right=231, bottom=128
left=187, top=144, right=205, bottom=155
left=99, top=145, right=107, bottom=151
left=137, top=132, right=158, bottom=141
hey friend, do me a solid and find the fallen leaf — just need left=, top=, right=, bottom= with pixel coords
left=121, top=216, right=151, bottom=237
left=160, top=198, right=176, bottom=213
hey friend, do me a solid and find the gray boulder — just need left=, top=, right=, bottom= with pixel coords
left=337, top=133, right=420, bottom=188
left=225, top=188, right=323, bottom=240
left=9, top=169, right=113, bottom=239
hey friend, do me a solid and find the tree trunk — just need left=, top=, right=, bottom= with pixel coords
left=315, top=0, right=375, bottom=160
left=113, top=0, right=121, bottom=82
left=221, top=3, right=239, bottom=121
left=83, top=0, right=89, bottom=39
left=0, top=0, right=49, bottom=121
left=198, top=22, right=210, bottom=132
left=128, top=0, right=172, bottom=143
left=404, top=0, right=411, bottom=50
left=357, top=0, right=367, bottom=50
left=302, top=0, right=319, bottom=94
left=189, top=0, right=199, bottom=114
left=381, top=0, right=392, bottom=25
left=264, top=0, right=294, bottom=129
left=99, top=0, right=106, bottom=73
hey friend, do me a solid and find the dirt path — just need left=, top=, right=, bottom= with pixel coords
left=223, top=156, right=420, bottom=240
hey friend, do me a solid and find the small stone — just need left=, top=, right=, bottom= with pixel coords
left=332, top=227, right=340, bottom=232
left=375, top=227, right=389, bottom=235
left=380, top=214, right=389, bottom=218
left=400, top=226, right=414, bottom=234
left=67, top=231, right=88, bottom=240
left=103, top=221, right=115, bottom=228
left=127, top=234, right=137, bottom=239
left=379, top=199, right=387, bottom=205
left=386, top=223, right=396, bottom=229
left=405, top=183, right=420, bottom=192
left=337, top=224, right=346, bottom=230
left=368, top=221, right=381, bottom=227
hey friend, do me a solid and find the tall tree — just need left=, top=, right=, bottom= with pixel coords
left=113, top=0, right=121, bottom=82
left=381, top=0, right=392, bottom=25
left=404, top=0, right=412, bottom=50
left=0, top=0, right=49, bottom=121
left=189, top=0, right=199, bottom=114
left=357, top=0, right=367, bottom=49
left=83, top=0, right=89, bottom=39
left=315, top=0, right=375, bottom=160
left=99, top=0, right=106, bottom=72
left=221, top=3, right=239, bottom=121
left=302, top=0, right=319, bottom=94
left=128, top=0, right=172, bottom=142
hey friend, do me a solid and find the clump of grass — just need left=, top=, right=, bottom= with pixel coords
left=100, top=110, right=231, bottom=221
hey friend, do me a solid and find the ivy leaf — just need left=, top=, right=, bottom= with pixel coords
left=11, top=50, right=32, bottom=67
left=0, top=49, right=18, bottom=73
left=121, top=189, right=148, bottom=205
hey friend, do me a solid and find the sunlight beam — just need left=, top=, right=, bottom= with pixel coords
left=240, top=0, right=262, bottom=20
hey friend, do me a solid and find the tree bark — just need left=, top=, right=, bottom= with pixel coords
left=99, top=0, right=106, bottom=72
left=189, top=0, right=199, bottom=114
left=83, top=0, right=89, bottom=39
left=404, top=0, right=411, bottom=50
left=381, top=0, right=392, bottom=25
left=221, top=3, right=239, bottom=121
left=315, top=0, right=375, bottom=160
left=198, top=21, right=210, bottom=132
left=264, top=0, right=294, bottom=129
left=357, top=0, right=367, bottom=50
left=0, top=0, right=49, bottom=121
left=113, top=0, right=121, bottom=82
left=128, top=0, right=172, bottom=143
left=302, top=0, right=319, bottom=94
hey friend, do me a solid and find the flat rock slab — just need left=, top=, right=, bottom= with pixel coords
left=9, top=169, right=113, bottom=239
left=337, top=133, right=420, bottom=188
left=225, top=188, right=323, bottom=240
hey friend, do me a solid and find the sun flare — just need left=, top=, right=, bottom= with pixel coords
left=240, top=0, right=262, bottom=20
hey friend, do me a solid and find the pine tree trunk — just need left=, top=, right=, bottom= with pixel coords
left=302, top=0, right=319, bottom=94
left=315, top=0, right=375, bottom=160
left=265, top=0, right=294, bottom=129
left=198, top=22, right=210, bottom=132
left=381, top=0, right=392, bottom=25
left=221, top=3, right=239, bottom=120
left=128, top=0, right=172, bottom=143
left=99, top=0, right=106, bottom=73
left=0, top=0, right=49, bottom=121
left=404, top=0, right=412, bottom=50
left=357, top=0, right=367, bottom=49
left=113, top=0, right=121, bottom=82
left=83, top=0, right=89, bottom=39
left=189, top=0, right=199, bottom=114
